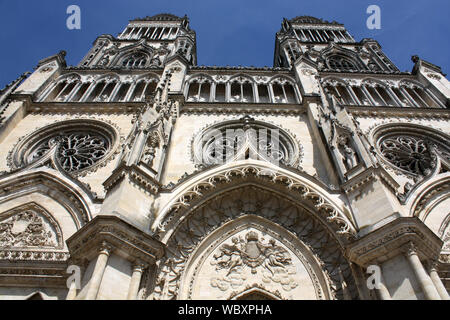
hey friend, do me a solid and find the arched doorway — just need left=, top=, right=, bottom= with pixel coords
left=150, top=184, right=358, bottom=300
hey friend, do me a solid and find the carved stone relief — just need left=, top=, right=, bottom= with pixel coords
left=198, top=229, right=314, bottom=300
left=151, top=187, right=357, bottom=300
left=9, top=119, right=120, bottom=177
left=442, top=227, right=450, bottom=253
left=0, top=204, right=60, bottom=248
left=337, top=136, right=359, bottom=171
left=378, top=134, right=450, bottom=177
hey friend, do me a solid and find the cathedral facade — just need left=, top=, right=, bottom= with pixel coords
left=0, top=13, right=449, bottom=300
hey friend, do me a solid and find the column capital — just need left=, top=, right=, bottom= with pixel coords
left=346, top=217, right=443, bottom=267
left=132, top=260, right=148, bottom=273
left=427, top=259, right=439, bottom=273
left=99, top=241, right=114, bottom=256
left=403, top=241, right=418, bottom=257
left=67, top=215, right=165, bottom=265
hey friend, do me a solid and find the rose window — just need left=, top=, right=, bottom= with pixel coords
left=10, top=120, right=116, bottom=174
left=29, top=132, right=109, bottom=172
left=378, top=134, right=450, bottom=176
left=192, top=118, right=301, bottom=168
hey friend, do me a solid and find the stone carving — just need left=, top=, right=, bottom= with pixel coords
left=150, top=55, right=162, bottom=67
left=442, top=230, right=450, bottom=252
left=210, top=231, right=298, bottom=292
left=427, top=73, right=441, bottom=80
left=30, top=132, right=109, bottom=172
left=301, top=68, right=316, bottom=76
left=152, top=187, right=356, bottom=300
left=192, top=119, right=301, bottom=169
left=0, top=210, right=57, bottom=248
left=337, top=136, right=358, bottom=170
left=379, top=135, right=450, bottom=176
left=142, top=131, right=161, bottom=167
left=39, top=66, right=54, bottom=73
left=98, top=56, right=110, bottom=67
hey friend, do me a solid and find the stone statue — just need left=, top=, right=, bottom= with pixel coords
left=142, top=146, right=156, bottom=167
left=339, top=138, right=358, bottom=170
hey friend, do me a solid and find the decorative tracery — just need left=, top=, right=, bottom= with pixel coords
left=121, top=52, right=149, bottom=68
left=327, top=55, right=358, bottom=72
left=29, top=132, right=109, bottom=172
left=374, top=126, right=450, bottom=177
left=185, top=74, right=299, bottom=104
left=10, top=120, right=118, bottom=175
left=192, top=117, right=301, bottom=169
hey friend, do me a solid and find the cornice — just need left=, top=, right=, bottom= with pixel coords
left=0, top=250, right=69, bottom=262
left=36, top=50, right=67, bottom=69
left=103, top=163, right=161, bottom=195
left=348, top=106, right=450, bottom=120
left=67, top=65, right=164, bottom=71
left=341, top=166, right=399, bottom=194
left=191, top=65, right=290, bottom=72
left=131, top=13, right=187, bottom=22
left=67, top=215, right=165, bottom=264
left=346, top=217, right=443, bottom=267
left=319, top=70, right=410, bottom=76
left=0, top=261, right=69, bottom=287
left=28, top=101, right=143, bottom=115
left=181, top=102, right=305, bottom=116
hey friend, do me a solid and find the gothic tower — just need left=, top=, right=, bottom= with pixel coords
left=0, top=14, right=449, bottom=300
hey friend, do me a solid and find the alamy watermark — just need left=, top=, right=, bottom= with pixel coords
left=366, top=5, right=381, bottom=30
left=66, top=264, right=81, bottom=290
left=66, top=5, right=81, bottom=30
left=366, top=265, right=382, bottom=290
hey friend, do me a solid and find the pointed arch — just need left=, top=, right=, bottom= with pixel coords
left=321, top=43, right=366, bottom=72
left=0, top=167, right=95, bottom=229
left=228, top=74, right=254, bottom=84
left=232, top=287, right=279, bottom=300
left=151, top=178, right=358, bottom=300
left=153, top=160, right=355, bottom=243
left=38, top=73, right=82, bottom=102
left=184, top=73, right=214, bottom=102
left=109, top=40, right=155, bottom=68
left=25, top=292, right=45, bottom=300
left=408, top=172, right=450, bottom=221
left=0, top=201, right=64, bottom=249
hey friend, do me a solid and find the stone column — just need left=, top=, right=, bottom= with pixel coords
left=127, top=262, right=146, bottom=300
left=428, top=260, right=450, bottom=300
left=66, top=278, right=78, bottom=300
left=404, top=243, right=441, bottom=300
left=338, top=268, right=351, bottom=300
left=85, top=242, right=113, bottom=300
left=376, top=270, right=392, bottom=300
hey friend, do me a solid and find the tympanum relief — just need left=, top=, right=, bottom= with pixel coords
left=189, top=229, right=320, bottom=300
left=0, top=209, right=58, bottom=248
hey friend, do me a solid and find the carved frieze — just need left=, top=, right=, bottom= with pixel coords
left=0, top=203, right=61, bottom=249
left=152, top=187, right=357, bottom=300
left=0, top=210, right=57, bottom=248
left=210, top=231, right=299, bottom=293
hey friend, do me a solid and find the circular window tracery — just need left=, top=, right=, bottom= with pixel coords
left=11, top=120, right=117, bottom=174
left=374, top=125, right=450, bottom=177
left=192, top=117, right=302, bottom=169
left=28, top=132, right=109, bottom=172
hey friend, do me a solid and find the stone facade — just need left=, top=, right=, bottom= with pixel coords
left=0, top=14, right=449, bottom=300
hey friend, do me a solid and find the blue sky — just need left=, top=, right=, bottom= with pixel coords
left=0, top=0, right=449, bottom=88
